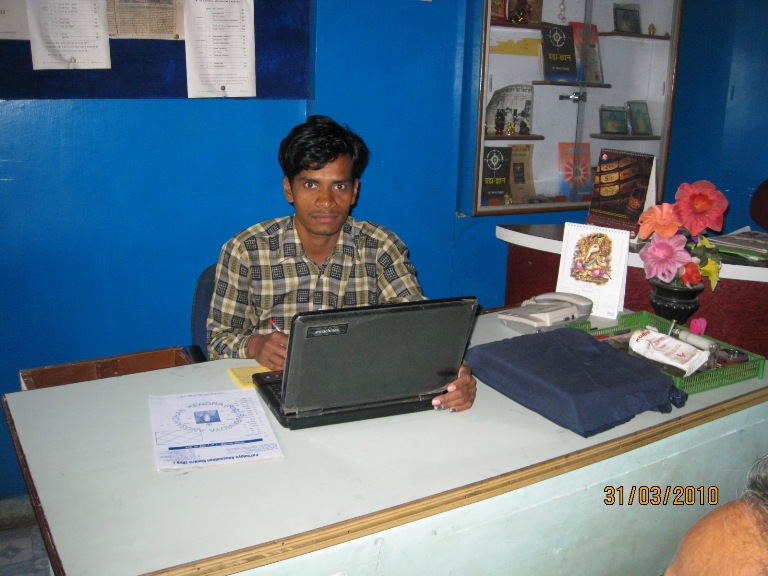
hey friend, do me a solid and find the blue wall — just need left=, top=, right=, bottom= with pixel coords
left=1, top=0, right=766, bottom=498
left=665, top=1, right=768, bottom=230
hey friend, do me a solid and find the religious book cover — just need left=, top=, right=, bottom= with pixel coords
left=586, top=149, right=655, bottom=239
left=558, top=142, right=592, bottom=201
left=569, top=22, right=604, bottom=83
left=556, top=222, right=630, bottom=320
left=540, top=25, right=578, bottom=82
left=480, top=146, right=512, bottom=207
left=490, top=0, right=508, bottom=22
left=509, top=143, right=535, bottom=203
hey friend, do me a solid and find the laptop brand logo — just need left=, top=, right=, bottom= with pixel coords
left=307, top=324, right=348, bottom=338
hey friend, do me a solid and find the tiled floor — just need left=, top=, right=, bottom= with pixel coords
left=0, top=523, right=50, bottom=576
left=0, top=496, right=51, bottom=576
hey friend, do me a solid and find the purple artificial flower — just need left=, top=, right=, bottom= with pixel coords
left=638, top=234, right=692, bottom=283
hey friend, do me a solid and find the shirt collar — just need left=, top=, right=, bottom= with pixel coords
left=278, top=216, right=356, bottom=263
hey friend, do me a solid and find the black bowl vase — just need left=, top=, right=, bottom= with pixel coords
left=648, top=278, right=705, bottom=324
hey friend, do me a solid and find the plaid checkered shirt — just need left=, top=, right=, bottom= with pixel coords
left=207, top=216, right=425, bottom=359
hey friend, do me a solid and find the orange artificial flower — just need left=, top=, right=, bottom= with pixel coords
left=638, top=203, right=682, bottom=240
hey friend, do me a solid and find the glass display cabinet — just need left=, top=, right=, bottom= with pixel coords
left=472, top=0, right=682, bottom=215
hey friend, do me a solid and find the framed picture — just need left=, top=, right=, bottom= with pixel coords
left=613, top=4, right=641, bottom=34
left=627, top=100, right=653, bottom=135
left=599, top=105, right=629, bottom=135
left=490, top=0, right=508, bottom=22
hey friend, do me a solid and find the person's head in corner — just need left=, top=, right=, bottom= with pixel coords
left=277, top=116, right=370, bottom=247
left=664, top=454, right=768, bottom=576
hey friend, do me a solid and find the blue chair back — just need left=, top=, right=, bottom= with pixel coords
left=191, top=264, right=217, bottom=361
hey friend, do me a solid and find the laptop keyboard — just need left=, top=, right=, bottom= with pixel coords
left=253, top=371, right=284, bottom=397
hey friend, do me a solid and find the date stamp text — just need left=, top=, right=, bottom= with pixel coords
left=604, top=485, right=719, bottom=506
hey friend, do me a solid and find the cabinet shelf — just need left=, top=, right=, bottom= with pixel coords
left=532, top=80, right=612, bottom=89
left=485, top=134, right=545, bottom=141
left=599, top=31, right=671, bottom=41
left=589, top=133, right=661, bottom=141
left=489, top=20, right=550, bottom=31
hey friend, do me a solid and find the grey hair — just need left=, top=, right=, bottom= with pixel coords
left=743, top=453, right=768, bottom=531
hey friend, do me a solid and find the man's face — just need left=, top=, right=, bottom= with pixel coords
left=283, top=155, right=359, bottom=243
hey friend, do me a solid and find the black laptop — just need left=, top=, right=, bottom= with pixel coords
left=253, top=297, right=478, bottom=429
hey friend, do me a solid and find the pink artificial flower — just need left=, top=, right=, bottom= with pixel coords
left=689, top=318, right=707, bottom=335
left=639, top=234, right=692, bottom=283
left=638, top=203, right=682, bottom=240
left=673, top=180, right=728, bottom=236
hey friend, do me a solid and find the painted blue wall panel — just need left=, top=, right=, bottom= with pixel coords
left=665, top=0, right=768, bottom=231
left=0, top=98, right=305, bottom=495
left=310, top=0, right=465, bottom=301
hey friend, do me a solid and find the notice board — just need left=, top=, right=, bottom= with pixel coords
left=0, top=0, right=309, bottom=99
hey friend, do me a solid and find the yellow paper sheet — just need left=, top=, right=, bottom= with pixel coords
left=227, top=365, right=271, bottom=389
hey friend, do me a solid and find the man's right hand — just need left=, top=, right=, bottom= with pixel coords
left=246, top=332, right=289, bottom=371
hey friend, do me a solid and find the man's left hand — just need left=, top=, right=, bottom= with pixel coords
left=431, top=364, right=477, bottom=413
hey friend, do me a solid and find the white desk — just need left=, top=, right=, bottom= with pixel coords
left=4, top=314, right=768, bottom=576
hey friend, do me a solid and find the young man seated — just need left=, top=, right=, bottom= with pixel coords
left=207, top=115, right=476, bottom=412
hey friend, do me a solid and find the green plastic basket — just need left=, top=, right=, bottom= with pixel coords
left=567, top=311, right=765, bottom=395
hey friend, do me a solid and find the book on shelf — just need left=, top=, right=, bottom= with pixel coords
left=508, top=143, right=536, bottom=203
left=540, top=25, right=578, bottom=82
left=558, top=142, right=593, bottom=201
left=556, top=222, right=630, bottom=320
left=569, top=22, right=604, bottom=84
left=586, top=149, right=656, bottom=239
left=479, top=144, right=535, bottom=206
left=708, top=228, right=768, bottom=261
left=484, top=84, right=534, bottom=136
left=479, top=145, right=512, bottom=207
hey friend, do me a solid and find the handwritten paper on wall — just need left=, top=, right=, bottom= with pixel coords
left=107, top=0, right=185, bottom=40
left=26, top=0, right=111, bottom=70
left=184, top=0, right=256, bottom=98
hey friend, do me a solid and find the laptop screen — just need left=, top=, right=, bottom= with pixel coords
left=280, top=297, right=478, bottom=414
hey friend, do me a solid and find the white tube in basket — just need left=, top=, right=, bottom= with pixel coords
left=628, top=329, right=710, bottom=377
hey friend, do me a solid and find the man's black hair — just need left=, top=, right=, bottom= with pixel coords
left=278, top=115, right=369, bottom=182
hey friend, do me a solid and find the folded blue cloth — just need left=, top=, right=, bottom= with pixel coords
left=465, top=327, right=686, bottom=437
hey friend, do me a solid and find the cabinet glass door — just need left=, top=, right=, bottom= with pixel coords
left=473, top=0, right=680, bottom=215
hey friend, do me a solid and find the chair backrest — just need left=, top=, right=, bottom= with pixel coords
left=750, top=178, right=768, bottom=231
left=191, top=264, right=217, bottom=361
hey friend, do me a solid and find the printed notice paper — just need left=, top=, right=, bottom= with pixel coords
left=556, top=222, right=630, bottom=320
left=184, top=0, right=256, bottom=98
left=149, top=389, right=282, bottom=470
left=0, top=0, right=30, bottom=40
left=26, top=0, right=111, bottom=70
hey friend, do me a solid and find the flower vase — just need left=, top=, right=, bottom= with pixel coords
left=648, top=278, right=704, bottom=324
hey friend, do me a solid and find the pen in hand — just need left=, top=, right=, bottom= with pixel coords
left=268, top=318, right=285, bottom=334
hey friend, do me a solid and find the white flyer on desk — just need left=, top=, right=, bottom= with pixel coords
left=556, top=222, right=630, bottom=320
left=149, top=389, right=282, bottom=470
